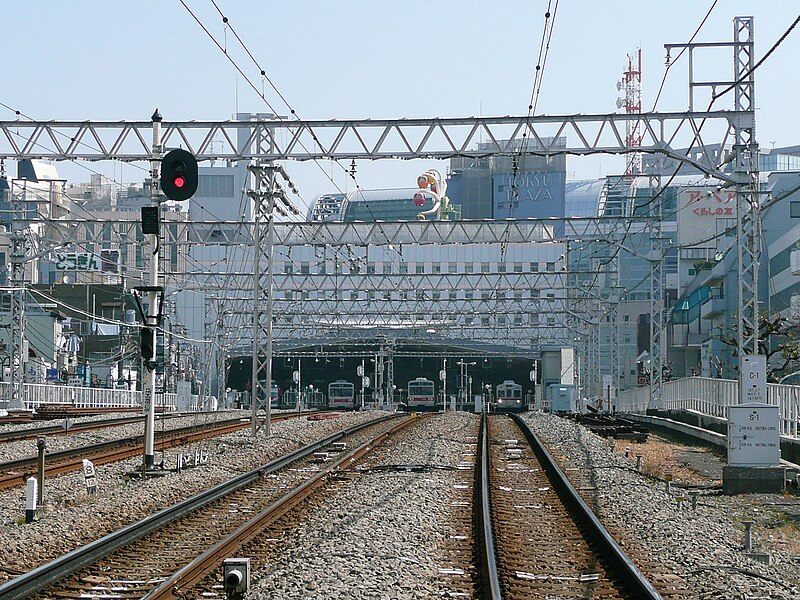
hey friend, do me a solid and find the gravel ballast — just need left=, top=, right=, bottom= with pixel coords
left=247, top=411, right=479, bottom=600
left=0, top=410, right=387, bottom=582
left=522, top=412, right=800, bottom=599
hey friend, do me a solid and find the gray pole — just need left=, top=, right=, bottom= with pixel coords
left=36, top=437, right=45, bottom=507
left=143, top=110, right=162, bottom=472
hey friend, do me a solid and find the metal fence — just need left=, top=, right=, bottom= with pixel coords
left=617, top=376, right=800, bottom=438
left=0, top=382, right=206, bottom=413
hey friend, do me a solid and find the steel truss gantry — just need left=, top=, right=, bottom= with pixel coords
left=7, top=232, right=27, bottom=409
left=35, top=216, right=650, bottom=248
left=0, top=112, right=741, bottom=179
left=248, top=163, right=278, bottom=436
left=665, top=16, right=759, bottom=361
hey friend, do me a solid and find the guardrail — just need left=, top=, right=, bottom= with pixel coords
left=617, top=376, right=800, bottom=438
left=0, top=382, right=208, bottom=413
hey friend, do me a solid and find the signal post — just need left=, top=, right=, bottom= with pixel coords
left=137, top=110, right=197, bottom=473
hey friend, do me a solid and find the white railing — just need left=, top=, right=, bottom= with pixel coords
left=617, top=376, right=800, bottom=438
left=0, top=382, right=206, bottom=413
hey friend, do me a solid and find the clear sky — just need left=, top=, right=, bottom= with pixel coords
left=3, top=1, right=799, bottom=214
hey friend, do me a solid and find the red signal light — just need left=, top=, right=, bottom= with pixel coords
left=173, top=176, right=186, bottom=189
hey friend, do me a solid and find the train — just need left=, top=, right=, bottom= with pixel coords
left=494, top=380, right=525, bottom=413
left=405, top=377, right=439, bottom=411
left=328, top=379, right=356, bottom=410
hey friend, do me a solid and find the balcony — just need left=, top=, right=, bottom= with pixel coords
left=701, top=297, right=726, bottom=320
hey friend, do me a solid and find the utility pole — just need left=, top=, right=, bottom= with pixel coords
left=442, top=357, right=447, bottom=410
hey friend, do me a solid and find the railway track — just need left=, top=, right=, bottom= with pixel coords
left=0, top=412, right=418, bottom=600
left=437, top=412, right=664, bottom=598
left=0, top=411, right=327, bottom=490
left=481, top=413, right=662, bottom=599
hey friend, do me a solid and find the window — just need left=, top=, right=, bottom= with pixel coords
left=415, top=264, right=425, bottom=274
left=465, top=264, right=474, bottom=274
left=498, top=263, right=506, bottom=273
left=513, top=262, right=523, bottom=273
left=432, top=291, right=441, bottom=301
left=432, top=263, right=442, bottom=274
left=514, top=315, right=523, bottom=325
left=481, top=263, right=490, bottom=273
left=449, top=290, right=458, bottom=300
left=367, top=264, right=376, bottom=274
left=300, top=262, right=310, bottom=274
left=792, top=201, right=800, bottom=218
left=448, top=263, right=458, bottom=274
left=399, top=264, right=409, bottom=274
left=284, top=263, right=294, bottom=275
left=464, top=290, right=473, bottom=300
left=546, top=262, right=555, bottom=272
left=384, top=263, right=393, bottom=274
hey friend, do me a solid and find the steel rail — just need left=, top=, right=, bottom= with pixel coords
left=0, top=413, right=400, bottom=600
left=476, top=411, right=503, bottom=599
left=509, top=414, right=662, bottom=599
left=0, top=412, right=198, bottom=443
left=0, top=412, right=325, bottom=489
left=144, top=413, right=424, bottom=599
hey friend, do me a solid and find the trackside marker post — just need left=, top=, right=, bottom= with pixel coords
left=25, top=477, right=37, bottom=523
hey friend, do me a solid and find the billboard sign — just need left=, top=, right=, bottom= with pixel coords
left=677, top=188, right=736, bottom=247
left=55, top=249, right=120, bottom=273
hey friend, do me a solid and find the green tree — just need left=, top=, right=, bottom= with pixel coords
left=718, top=310, right=800, bottom=381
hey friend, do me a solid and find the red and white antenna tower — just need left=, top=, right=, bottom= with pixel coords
left=617, top=48, right=642, bottom=176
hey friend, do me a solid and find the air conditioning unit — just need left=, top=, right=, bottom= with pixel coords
left=791, top=294, right=800, bottom=319
left=791, top=248, right=800, bottom=276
